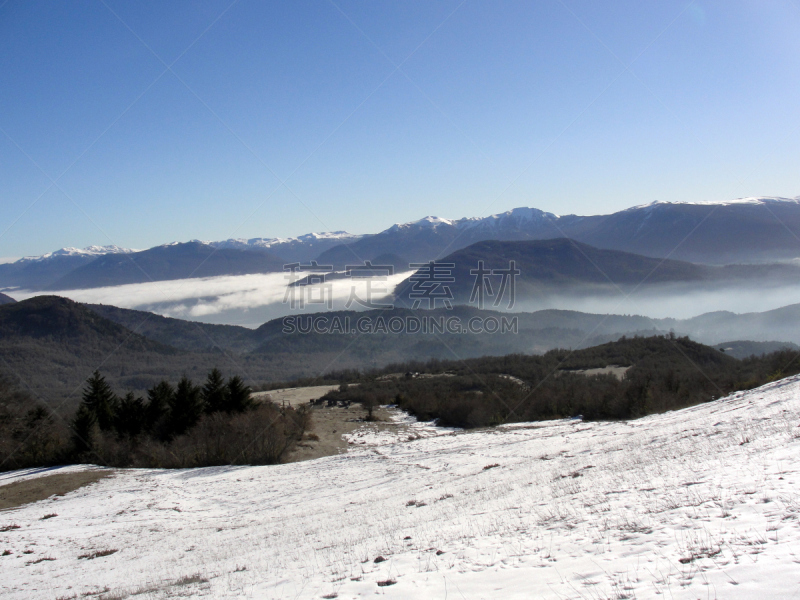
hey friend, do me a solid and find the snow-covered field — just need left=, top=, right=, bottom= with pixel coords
left=3, top=377, right=800, bottom=599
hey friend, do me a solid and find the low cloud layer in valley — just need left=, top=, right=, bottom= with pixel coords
left=10, top=271, right=800, bottom=334
left=13, top=271, right=416, bottom=327
left=515, top=281, right=800, bottom=321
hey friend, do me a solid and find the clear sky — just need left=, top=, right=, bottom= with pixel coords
left=1, top=0, right=799, bottom=258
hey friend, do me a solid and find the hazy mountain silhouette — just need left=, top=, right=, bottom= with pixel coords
left=6, top=197, right=800, bottom=291
left=4, top=295, right=800, bottom=403
left=393, top=238, right=800, bottom=305
left=48, top=242, right=286, bottom=290
left=0, top=292, right=15, bottom=305
left=557, top=198, right=800, bottom=264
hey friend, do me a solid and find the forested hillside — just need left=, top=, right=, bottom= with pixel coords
left=322, top=335, right=800, bottom=428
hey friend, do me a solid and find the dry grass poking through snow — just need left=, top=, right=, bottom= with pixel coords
left=2, top=376, right=800, bottom=598
left=0, top=469, right=111, bottom=511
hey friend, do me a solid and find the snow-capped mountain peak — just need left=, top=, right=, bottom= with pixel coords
left=628, top=196, right=800, bottom=211
left=471, top=207, right=560, bottom=228
left=210, top=231, right=360, bottom=250
left=203, top=231, right=363, bottom=263
left=385, top=216, right=455, bottom=233
left=415, top=216, right=453, bottom=227
left=384, top=207, right=560, bottom=235
left=17, top=245, right=136, bottom=264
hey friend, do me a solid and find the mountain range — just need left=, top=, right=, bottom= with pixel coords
left=209, top=231, right=360, bottom=262
left=4, top=196, right=800, bottom=292
left=393, top=238, right=800, bottom=306
left=46, top=241, right=287, bottom=290
left=320, top=197, right=800, bottom=268
left=4, top=295, right=800, bottom=404
left=84, top=296, right=800, bottom=358
left=0, top=245, right=134, bottom=290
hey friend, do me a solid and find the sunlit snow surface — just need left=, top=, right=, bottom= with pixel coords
left=3, top=377, right=800, bottom=598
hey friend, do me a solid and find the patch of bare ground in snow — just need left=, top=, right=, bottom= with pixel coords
left=0, top=470, right=112, bottom=511
left=252, top=385, right=344, bottom=407
left=259, top=383, right=443, bottom=462
left=288, top=402, right=445, bottom=461
left=287, top=404, right=401, bottom=462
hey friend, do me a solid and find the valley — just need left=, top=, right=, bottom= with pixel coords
left=4, top=294, right=800, bottom=406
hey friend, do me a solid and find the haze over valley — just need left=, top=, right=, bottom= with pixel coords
left=6, top=197, right=800, bottom=326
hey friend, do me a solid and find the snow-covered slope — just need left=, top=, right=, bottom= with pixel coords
left=209, top=232, right=363, bottom=263
left=383, top=207, right=558, bottom=235
left=628, top=195, right=800, bottom=210
left=15, top=245, right=135, bottom=263
left=3, top=376, right=800, bottom=598
left=0, top=246, right=138, bottom=290
left=385, top=215, right=459, bottom=233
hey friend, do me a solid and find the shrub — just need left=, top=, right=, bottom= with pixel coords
left=1, top=369, right=307, bottom=472
left=142, top=403, right=305, bottom=467
left=0, top=384, right=67, bottom=470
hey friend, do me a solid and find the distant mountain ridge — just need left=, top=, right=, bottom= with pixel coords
left=86, top=296, right=800, bottom=352
left=1, top=235, right=359, bottom=291
left=16, top=245, right=135, bottom=262
left=207, top=231, right=362, bottom=263
left=393, top=238, right=800, bottom=305
left=556, top=197, right=800, bottom=264
left=0, top=246, right=136, bottom=290
left=5, top=196, right=800, bottom=291
left=317, top=207, right=563, bottom=268
left=320, top=197, right=800, bottom=268
left=47, top=242, right=287, bottom=290
left=394, top=238, right=706, bottom=305
left=5, top=295, right=800, bottom=402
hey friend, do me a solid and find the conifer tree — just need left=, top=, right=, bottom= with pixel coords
left=115, top=392, right=145, bottom=438
left=226, top=375, right=253, bottom=413
left=145, top=380, right=173, bottom=434
left=202, top=368, right=227, bottom=413
left=70, top=402, right=96, bottom=455
left=164, top=376, right=204, bottom=438
left=81, top=371, right=117, bottom=431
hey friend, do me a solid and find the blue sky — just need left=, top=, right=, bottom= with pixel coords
left=1, top=0, right=799, bottom=258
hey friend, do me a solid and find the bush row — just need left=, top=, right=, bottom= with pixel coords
left=324, top=335, right=800, bottom=428
left=0, top=370, right=309, bottom=472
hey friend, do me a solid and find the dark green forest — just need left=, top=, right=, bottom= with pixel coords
left=319, top=335, right=800, bottom=428
left=0, top=369, right=309, bottom=472
left=3, top=296, right=800, bottom=410
left=4, top=293, right=800, bottom=472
